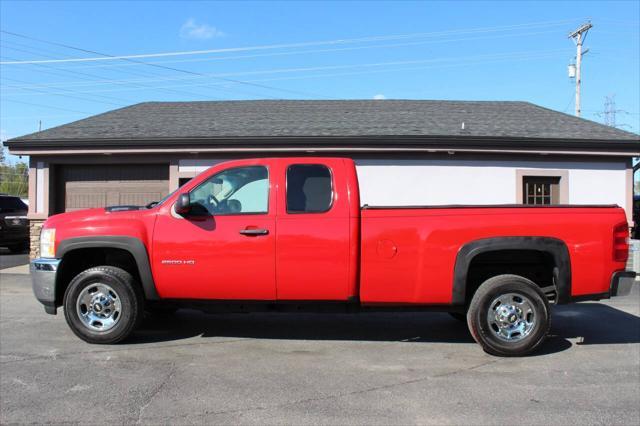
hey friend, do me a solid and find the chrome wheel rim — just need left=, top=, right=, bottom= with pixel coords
left=487, top=293, right=536, bottom=342
left=76, top=283, right=122, bottom=332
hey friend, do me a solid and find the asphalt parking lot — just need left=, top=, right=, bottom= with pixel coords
left=1, top=272, right=639, bottom=425
left=0, top=248, right=29, bottom=270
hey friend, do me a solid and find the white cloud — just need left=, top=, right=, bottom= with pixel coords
left=180, top=18, right=225, bottom=40
left=373, top=94, right=386, bottom=100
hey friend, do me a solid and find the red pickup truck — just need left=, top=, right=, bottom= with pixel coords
left=31, top=157, right=635, bottom=356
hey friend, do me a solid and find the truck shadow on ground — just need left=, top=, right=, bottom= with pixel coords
left=550, top=303, right=640, bottom=345
left=131, top=303, right=640, bottom=355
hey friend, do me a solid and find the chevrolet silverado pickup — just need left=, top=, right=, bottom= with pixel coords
left=31, top=157, right=636, bottom=356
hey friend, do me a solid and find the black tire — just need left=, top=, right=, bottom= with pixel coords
left=448, top=312, right=467, bottom=322
left=467, top=274, right=550, bottom=357
left=63, top=266, right=144, bottom=344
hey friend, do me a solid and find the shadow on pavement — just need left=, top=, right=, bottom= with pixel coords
left=552, top=303, right=640, bottom=345
left=133, top=311, right=476, bottom=345
left=128, top=302, right=639, bottom=355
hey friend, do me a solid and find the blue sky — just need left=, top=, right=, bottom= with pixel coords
left=1, top=0, right=638, bottom=163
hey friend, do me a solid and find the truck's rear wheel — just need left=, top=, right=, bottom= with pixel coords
left=63, top=266, right=143, bottom=344
left=467, top=274, right=550, bottom=357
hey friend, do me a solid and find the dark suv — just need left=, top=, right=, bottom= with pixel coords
left=0, top=195, right=29, bottom=253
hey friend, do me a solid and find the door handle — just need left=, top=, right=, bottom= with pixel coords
left=239, top=228, right=269, bottom=236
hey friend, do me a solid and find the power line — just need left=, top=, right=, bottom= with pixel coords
left=0, top=19, right=583, bottom=65
left=2, top=76, right=128, bottom=107
left=2, top=53, right=568, bottom=100
left=597, top=19, right=640, bottom=26
left=0, top=45, right=181, bottom=98
left=3, top=50, right=568, bottom=99
left=561, top=88, right=576, bottom=113
left=1, top=30, right=327, bottom=99
left=47, top=29, right=564, bottom=71
left=1, top=48, right=570, bottom=93
left=1, top=42, right=157, bottom=107
left=0, top=54, right=233, bottom=102
left=1, top=43, right=77, bottom=60
left=2, top=42, right=275, bottom=101
left=1, top=98, right=89, bottom=114
left=1, top=39, right=86, bottom=58
left=244, top=51, right=569, bottom=83
left=0, top=20, right=587, bottom=100
left=1, top=114, right=81, bottom=120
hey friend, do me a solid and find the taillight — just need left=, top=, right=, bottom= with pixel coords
left=613, top=222, right=629, bottom=262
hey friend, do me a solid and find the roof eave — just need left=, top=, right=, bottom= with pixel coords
left=6, top=134, right=640, bottom=152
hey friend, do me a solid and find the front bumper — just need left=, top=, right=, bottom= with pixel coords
left=31, top=258, right=61, bottom=314
left=610, top=271, right=636, bottom=297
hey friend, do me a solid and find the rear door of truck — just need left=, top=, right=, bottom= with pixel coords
left=274, top=158, right=354, bottom=300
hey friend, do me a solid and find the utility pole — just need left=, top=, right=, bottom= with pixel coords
left=568, top=22, right=592, bottom=117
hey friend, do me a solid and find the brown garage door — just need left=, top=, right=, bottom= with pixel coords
left=57, top=164, right=169, bottom=212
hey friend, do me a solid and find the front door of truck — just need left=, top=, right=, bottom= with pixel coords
left=152, top=162, right=276, bottom=300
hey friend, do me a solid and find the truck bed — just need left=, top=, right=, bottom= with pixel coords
left=359, top=205, right=628, bottom=305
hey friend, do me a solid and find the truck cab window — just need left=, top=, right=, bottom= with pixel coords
left=189, top=166, right=268, bottom=215
left=286, top=164, right=332, bottom=213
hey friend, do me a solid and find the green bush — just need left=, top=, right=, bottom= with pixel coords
left=0, top=162, right=28, bottom=198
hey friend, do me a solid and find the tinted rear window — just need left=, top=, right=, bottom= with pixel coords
left=286, top=164, right=332, bottom=213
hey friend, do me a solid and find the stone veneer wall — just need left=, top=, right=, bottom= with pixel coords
left=29, top=219, right=44, bottom=259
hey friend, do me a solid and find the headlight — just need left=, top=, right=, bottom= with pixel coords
left=40, top=228, right=56, bottom=258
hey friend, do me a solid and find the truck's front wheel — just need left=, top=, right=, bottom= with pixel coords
left=63, top=266, right=144, bottom=344
left=467, top=274, right=550, bottom=357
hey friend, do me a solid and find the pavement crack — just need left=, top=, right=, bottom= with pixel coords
left=277, top=358, right=500, bottom=408
left=134, top=362, right=176, bottom=425
left=142, top=358, right=498, bottom=423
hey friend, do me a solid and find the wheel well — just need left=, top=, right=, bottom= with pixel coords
left=465, top=249, right=557, bottom=305
left=55, top=248, right=142, bottom=306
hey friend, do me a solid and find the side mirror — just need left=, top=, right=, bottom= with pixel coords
left=174, top=193, right=191, bottom=215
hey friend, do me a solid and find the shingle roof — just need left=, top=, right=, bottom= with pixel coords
left=7, top=100, right=639, bottom=144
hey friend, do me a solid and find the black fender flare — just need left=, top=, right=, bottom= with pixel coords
left=452, top=236, right=572, bottom=305
left=56, top=236, right=160, bottom=300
